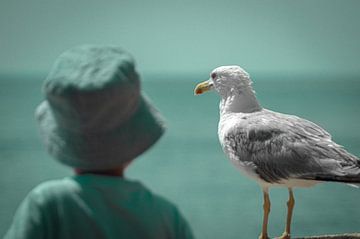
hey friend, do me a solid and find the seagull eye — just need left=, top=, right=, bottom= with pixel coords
left=211, top=73, right=217, bottom=79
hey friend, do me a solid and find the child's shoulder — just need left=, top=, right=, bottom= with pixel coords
left=139, top=185, right=181, bottom=215
left=27, top=177, right=79, bottom=203
left=33, top=177, right=77, bottom=192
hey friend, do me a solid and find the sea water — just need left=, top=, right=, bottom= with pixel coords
left=0, top=73, right=359, bottom=238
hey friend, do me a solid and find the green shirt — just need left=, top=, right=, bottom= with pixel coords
left=5, top=175, right=194, bottom=239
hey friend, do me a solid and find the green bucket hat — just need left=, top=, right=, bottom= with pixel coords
left=35, top=45, right=165, bottom=170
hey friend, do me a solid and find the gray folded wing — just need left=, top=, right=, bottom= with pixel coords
left=223, top=110, right=360, bottom=183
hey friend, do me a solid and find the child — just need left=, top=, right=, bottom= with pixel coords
left=5, top=45, right=194, bottom=239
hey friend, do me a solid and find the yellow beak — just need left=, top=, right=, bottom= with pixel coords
left=194, top=80, right=213, bottom=95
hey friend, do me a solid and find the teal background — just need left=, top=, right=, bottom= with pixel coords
left=1, top=0, right=360, bottom=76
left=1, top=0, right=360, bottom=238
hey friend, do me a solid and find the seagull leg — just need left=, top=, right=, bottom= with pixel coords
left=279, top=188, right=295, bottom=239
left=259, top=188, right=270, bottom=239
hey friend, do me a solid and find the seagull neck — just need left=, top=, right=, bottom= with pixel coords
left=220, top=87, right=262, bottom=114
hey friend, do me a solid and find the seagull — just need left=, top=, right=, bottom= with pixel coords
left=194, top=65, right=360, bottom=239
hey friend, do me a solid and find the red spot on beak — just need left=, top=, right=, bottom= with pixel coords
left=195, top=88, right=203, bottom=95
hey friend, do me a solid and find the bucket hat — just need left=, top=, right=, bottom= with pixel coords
left=35, top=45, right=165, bottom=170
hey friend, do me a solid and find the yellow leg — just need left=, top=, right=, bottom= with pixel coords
left=259, top=189, right=270, bottom=239
left=279, top=188, right=295, bottom=239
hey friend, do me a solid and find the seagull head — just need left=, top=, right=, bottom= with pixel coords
left=194, top=65, right=252, bottom=97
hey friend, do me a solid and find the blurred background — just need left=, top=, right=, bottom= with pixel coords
left=1, top=0, right=359, bottom=238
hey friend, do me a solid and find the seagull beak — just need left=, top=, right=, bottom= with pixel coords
left=194, top=79, right=214, bottom=95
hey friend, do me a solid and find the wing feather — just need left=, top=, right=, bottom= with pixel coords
left=222, top=110, right=360, bottom=183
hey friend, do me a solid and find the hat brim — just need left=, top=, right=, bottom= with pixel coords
left=36, top=94, right=165, bottom=170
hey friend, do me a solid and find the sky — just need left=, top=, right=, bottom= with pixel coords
left=1, top=0, right=360, bottom=76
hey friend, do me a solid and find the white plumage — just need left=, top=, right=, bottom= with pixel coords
left=194, top=65, right=360, bottom=239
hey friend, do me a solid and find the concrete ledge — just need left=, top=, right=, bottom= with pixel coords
left=294, top=233, right=360, bottom=239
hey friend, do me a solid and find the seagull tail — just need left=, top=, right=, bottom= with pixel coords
left=304, top=173, right=360, bottom=187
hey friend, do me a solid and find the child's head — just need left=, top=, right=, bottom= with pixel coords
left=35, top=45, right=165, bottom=173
